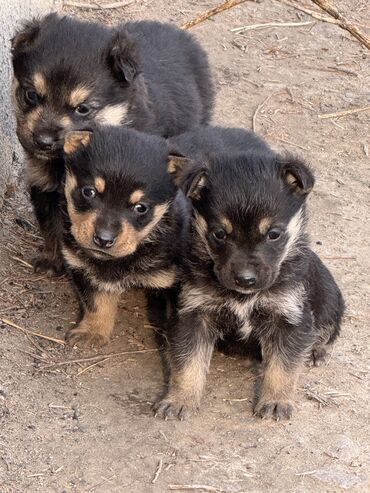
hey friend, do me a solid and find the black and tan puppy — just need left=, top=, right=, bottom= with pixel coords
left=61, top=126, right=188, bottom=347
left=11, top=13, right=214, bottom=274
left=154, top=127, right=344, bottom=421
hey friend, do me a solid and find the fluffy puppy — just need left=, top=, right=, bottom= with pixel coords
left=61, top=126, right=189, bottom=347
left=11, top=13, right=214, bottom=274
left=154, top=127, right=344, bottom=421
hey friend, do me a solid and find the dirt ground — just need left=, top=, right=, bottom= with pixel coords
left=1, top=0, right=369, bottom=492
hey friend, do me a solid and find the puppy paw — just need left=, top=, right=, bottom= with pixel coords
left=153, top=397, right=199, bottom=421
left=254, top=399, right=293, bottom=421
left=309, top=345, right=329, bottom=367
left=66, top=326, right=109, bottom=348
left=32, top=255, right=65, bottom=276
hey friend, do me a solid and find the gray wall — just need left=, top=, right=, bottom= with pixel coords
left=0, top=0, right=55, bottom=205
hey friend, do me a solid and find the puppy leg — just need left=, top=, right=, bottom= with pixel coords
left=255, top=318, right=314, bottom=420
left=153, top=311, right=215, bottom=420
left=30, top=187, right=64, bottom=275
left=66, top=270, right=119, bottom=347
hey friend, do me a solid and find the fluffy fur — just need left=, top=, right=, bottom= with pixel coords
left=11, top=13, right=214, bottom=274
left=61, top=126, right=189, bottom=347
left=154, top=126, right=345, bottom=421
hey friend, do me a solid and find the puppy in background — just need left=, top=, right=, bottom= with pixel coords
left=11, top=13, right=214, bottom=274
left=154, top=127, right=344, bottom=421
left=61, top=126, right=188, bottom=347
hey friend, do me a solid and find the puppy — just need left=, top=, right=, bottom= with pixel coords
left=154, top=127, right=344, bottom=421
left=11, top=13, right=214, bottom=274
left=61, top=126, right=189, bottom=347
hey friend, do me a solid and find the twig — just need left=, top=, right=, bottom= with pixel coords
left=152, top=458, right=163, bottom=484
left=252, top=90, right=287, bottom=132
left=41, top=348, right=158, bottom=369
left=76, top=357, right=111, bottom=376
left=63, top=1, right=135, bottom=9
left=321, top=255, right=356, bottom=260
left=10, top=256, right=33, bottom=269
left=1, top=318, right=65, bottom=345
left=319, top=104, right=370, bottom=119
left=310, top=0, right=370, bottom=50
left=169, top=486, right=220, bottom=492
left=277, top=0, right=342, bottom=25
left=231, top=20, right=313, bottom=33
left=182, top=0, right=253, bottom=30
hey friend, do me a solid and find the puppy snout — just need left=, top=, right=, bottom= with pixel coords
left=34, top=132, right=57, bottom=150
left=93, top=229, right=117, bottom=249
left=234, top=270, right=257, bottom=289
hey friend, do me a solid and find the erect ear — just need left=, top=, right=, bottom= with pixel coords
left=11, top=18, right=41, bottom=53
left=167, top=151, right=207, bottom=199
left=63, top=131, right=92, bottom=155
left=106, top=31, right=139, bottom=86
left=280, top=155, right=315, bottom=196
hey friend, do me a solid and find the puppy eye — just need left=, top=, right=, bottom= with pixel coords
left=75, top=103, right=91, bottom=116
left=81, top=186, right=96, bottom=199
left=213, top=228, right=227, bottom=241
left=267, top=229, right=281, bottom=240
left=25, top=89, right=39, bottom=105
left=134, top=203, right=149, bottom=215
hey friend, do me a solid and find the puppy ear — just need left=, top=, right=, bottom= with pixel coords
left=11, top=18, right=41, bottom=53
left=64, top=131, right=92, bottom=155
left=280, top=156, right=315, bottom=196
left=167, top=152, right=207, bottom=199
left=106, top=31, right=139, bottom=86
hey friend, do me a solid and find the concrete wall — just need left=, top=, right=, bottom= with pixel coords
left=0, top=0, right=55, bottom=205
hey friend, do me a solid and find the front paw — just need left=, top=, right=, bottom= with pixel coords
left=66, top=326, right=109, bottom=348
left=32, top=254, right=65, bottom=276
left=153, top=396, right=199, bottom=421
left=254, top=399, right=293, bottom=421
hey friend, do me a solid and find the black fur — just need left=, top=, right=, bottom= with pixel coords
left=11, top=13, right=214, bottom=273
left=61, top=126, right=189, bottom=347
left=153, top=127, right=345, bottom=421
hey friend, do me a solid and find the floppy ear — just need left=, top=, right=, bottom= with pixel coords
left=64, top=131, right=92, bottom=155
left=11, top=18, right=41, bottom=53
left=280, top=156, right=315, bottom=196
left=106, top=31, right=139, bottom=86
left=167, top=152, right=207, bottom=199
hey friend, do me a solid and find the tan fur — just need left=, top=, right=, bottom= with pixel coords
left=259, top=217, right=272, bottom=235
left=60, top=115, right=72, bottom=128
left=69, top=290, right=120, bottom=345
left=194, top=211, right=208, bottom=238
left=27, top=157, right=57, bottom=191
left=69, top=86, right=91, bottom=107
left=95, top=177, right=105, bottom=194
left=167, top=155, right=188, bottom=174
left=27, top=107, right=43, bottom=133
left=61, top=246, right=87, bottom=270
left=260, top=355, right=297, bottom=402
left=139, top=269, right=177, bottom=289
left=33, top=72, right=47, bottom=96
left=64, top=131, right=91, bottom=154
left=95, top=104, right=128, bottom=125
left=65, top=172, right=97, bottom=246
left=220, top=216, right=233, bottom=234
left=129, top=189, right=144, bottom=204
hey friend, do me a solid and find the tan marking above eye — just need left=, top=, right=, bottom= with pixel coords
left=259, top=217, right=272, bottom=235
left=220, top=216, right=233, bottom=234
left=95, top=177, right=105, bottom=194
left=33, top=72, right=47, bottom=96
left=69, top=85, right=92, bottom=108
left=129, top=189, right=144, bottom=204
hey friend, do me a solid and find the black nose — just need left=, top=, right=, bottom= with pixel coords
left=234, top=271, right=257, bottom=288
left=34, top=133, right=56, bottom=150
left=93, top=230, right=117, bottom=249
